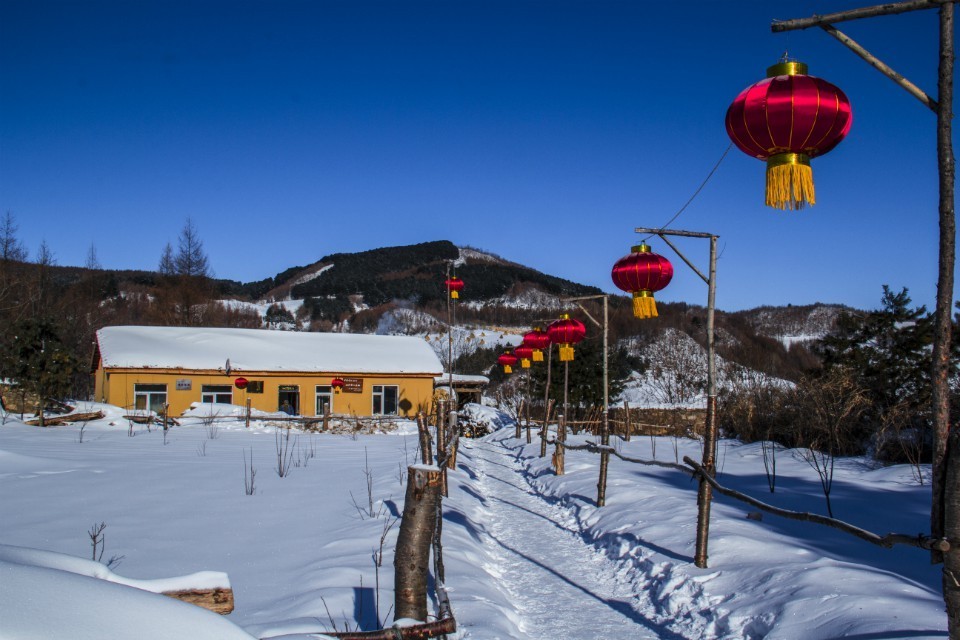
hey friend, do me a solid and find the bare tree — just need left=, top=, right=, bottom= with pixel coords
left=158, top=242, right=175, bottom=276
left=0, top=212, right=28, bottom=263
left=795, top=370, right=868, bottom=518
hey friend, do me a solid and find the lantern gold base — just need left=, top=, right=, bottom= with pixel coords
left=503, top=365, right=512, bottom=374
left=633, top=294, right=659, bottom=319
left=766, top=153, right=815, bottom=210
left=559, top=346, right=574, bottom=362
left=450, top=291, right=459, bottom=299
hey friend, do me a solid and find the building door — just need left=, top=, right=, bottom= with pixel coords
left=278, top=385, right=299, bottom=415
left=315, top=385, right=333, bottom=416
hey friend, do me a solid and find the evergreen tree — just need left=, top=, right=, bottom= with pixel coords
left=815, top=286, right=935, bottom=453
left=174, top=218, right=211, bottom=278
left=523, top=337, right=633, bottom=420
left=3, top=318, right=79, bottom=426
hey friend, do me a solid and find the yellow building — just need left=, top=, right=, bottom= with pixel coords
left=93, top=326, right=443, bottom=418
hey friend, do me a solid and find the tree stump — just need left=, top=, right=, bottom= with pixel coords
left=394, top=465, right=441, bottom=622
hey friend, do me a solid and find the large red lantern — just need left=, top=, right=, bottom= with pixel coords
left=725, top=60, right=852, bottom=210
left=513, top=344, right=534, bottom=369
left=548, top=314, right=586, bottom=362
left=445, top=276, right=465, bottom=299
left=611, top=243, right=674, bottom=319
left=522, top=327, right=551, bottom=362
left=234, top=377, right=248, bottom=390
left=498, top=350, right=518, bottom=374
left=331, top=377, right=345, bottom=394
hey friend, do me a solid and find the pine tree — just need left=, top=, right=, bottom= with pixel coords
left=816, top=286, right=935, bottom=455
left=173, top=218, right=211, bottom=278
left=3, top=318, right=79, bottom=426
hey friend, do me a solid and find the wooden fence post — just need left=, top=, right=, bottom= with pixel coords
left=394, top=465, right=441, bottom=622
left=624, top=401, right=632, bottom=442
left=245, top=399, right=251, bottom=429
left=515, top=399, right=524, bottom=440
left=416, top=412, right=432, bottom=465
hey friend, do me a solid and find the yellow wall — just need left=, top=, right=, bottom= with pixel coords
left=94, top=367, right=437, bottom=418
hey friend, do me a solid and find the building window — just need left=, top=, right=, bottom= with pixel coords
left=315, top=385, right=333, bottom=415
left=201, top=385, right=233, bottom=405
left=372, top=385, right=398, bottom=416
left=134, top=383, right=167, bottom=414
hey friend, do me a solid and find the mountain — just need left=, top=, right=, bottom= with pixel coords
left=6, top=240, right=849, bottom=394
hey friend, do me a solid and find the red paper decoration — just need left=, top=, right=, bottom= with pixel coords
left=331, top=377, right=345, bottom=394
left=234, top=377, right=248, bottom=390
left=611, top=243, right=674, bottom=319
left=445, top=276, right=465, bottom=299
left=513, top=344, right=534, bottom=369
left=726, top=60, right=852, bottom=210
left=497, top=350, right=518, bottom=374
left=547, top=314, right=586, bottom=362
left=522, top=327, right=551, bottom=362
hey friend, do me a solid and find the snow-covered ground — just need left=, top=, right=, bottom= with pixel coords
left=0, top=403, right=946, bottom=638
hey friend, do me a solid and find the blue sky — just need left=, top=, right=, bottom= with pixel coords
left=0, top=0, right=951, bottom=311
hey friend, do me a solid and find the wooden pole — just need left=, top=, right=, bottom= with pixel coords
left=245, top=398, right=251, bottom=429
left=525, top=371, right=533, bottom=443
left=394, top=465, right=441, bottom=622
left=436, top=401, right=448, bottom=497
left=540, top=345, right=553, bottom=458
left=771, top=0, right=953, bottom=32
left=624, top=400, right=632, bottom=441
left=934, top=0, right=957, bottom=568
left=515, top=398, right=524, bottom=440
left=597, top=296, right=611, bottom=506
left=819, top=23, right=937, bottom=110
left=417, top=412, right=432, bottom=465
left=561, top=360, right=569, bottom=443
left=773, top=3, right=957, bottom=628
left=694, top=234, right=719, bottom=568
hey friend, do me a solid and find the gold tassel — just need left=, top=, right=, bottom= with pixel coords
left=504, top=365, right=512, bottom=374
left=765, top=153, right=815, bottom=210
left=532, top=350, right=544, bottom=362
left=451, top=290, right=459, bottom=299
left=633, top=292, right=658, bottom=319
left=559, top=346, right=574, bottom=362
left=521, top=359, right=531, bottom=368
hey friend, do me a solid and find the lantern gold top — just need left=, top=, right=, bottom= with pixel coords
left=632, top=243, right=652, bottom=254
left=766, top=60, right=808, bottom=77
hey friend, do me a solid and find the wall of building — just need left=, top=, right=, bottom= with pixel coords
left=95, top=368, right=437, bottom=418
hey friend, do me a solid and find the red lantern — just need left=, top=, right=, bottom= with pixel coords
left=331, top=377, right=345, bottom=394
left=234, top=377, right=248, bottom=390
left=497, top=350, right=518, bottom=374
left=445, top=276, right=465, bottom=299
left=513, top=345, right=534, bottom=369
left=547, top=314, right=586, bottom=362
left=522, top=327, right=551, bottom=362
left=726, top=60, right=852, bottom=210
left=611, top=243, right=674, bottom=319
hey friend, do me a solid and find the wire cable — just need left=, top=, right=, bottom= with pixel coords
left=643, top=142, right=733, bottom=241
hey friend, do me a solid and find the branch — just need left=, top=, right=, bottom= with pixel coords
left=772, top=0, right=954, bottom=32
left=682, top=456, right=949, bottom=552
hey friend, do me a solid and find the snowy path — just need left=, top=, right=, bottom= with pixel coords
left=464, top=438, right=676, bottom=640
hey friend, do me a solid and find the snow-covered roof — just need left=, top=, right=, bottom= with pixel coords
left=434, top=374, right=490, bottom=385
left=96, top=326, right=443, bottom=375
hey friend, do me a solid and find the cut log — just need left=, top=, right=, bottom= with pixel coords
left=162, top=587, right=235, bottom=615
left=25, top=411, right=104, bottom=426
